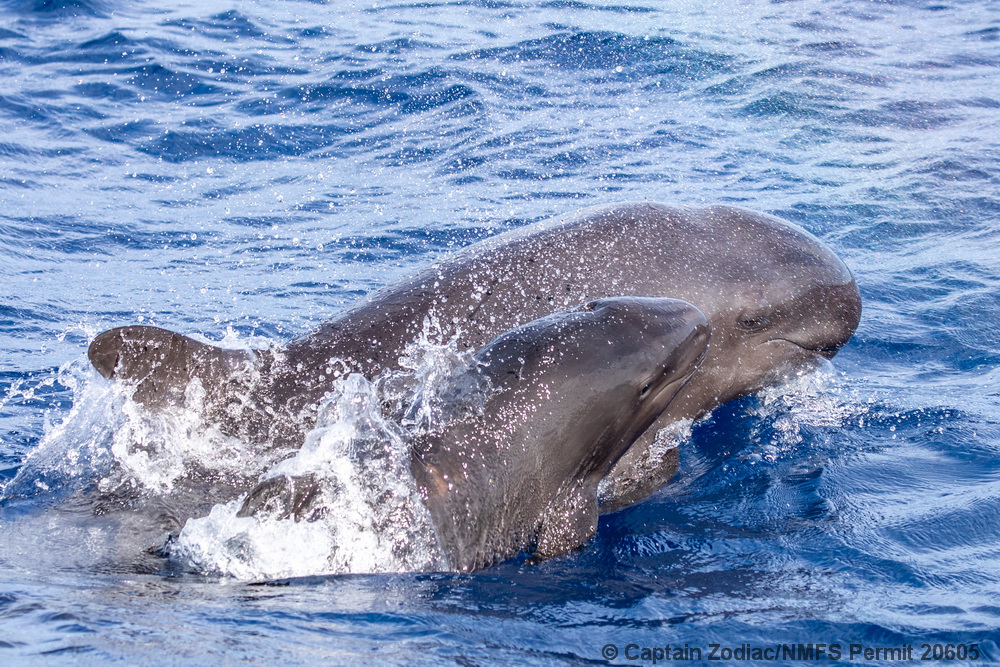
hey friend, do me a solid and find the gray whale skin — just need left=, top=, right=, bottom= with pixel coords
left=88, top=203, right=861, bottom=570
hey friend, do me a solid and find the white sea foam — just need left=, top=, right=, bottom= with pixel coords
left=2, top=339, right=276, bottom=500
left=170, top=374, right=445, bottom=578
left=170, top=318, right=483, bottom=579
left=170, top=500, right=339, bottom=581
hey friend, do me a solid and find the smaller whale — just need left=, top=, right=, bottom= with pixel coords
left=238, top=297, right=710, bottom=572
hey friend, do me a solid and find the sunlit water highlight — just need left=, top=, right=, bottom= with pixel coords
left=1, top=0, right=998, bottom=662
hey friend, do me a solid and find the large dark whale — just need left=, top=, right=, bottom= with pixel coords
left=238, top=297, right=710, bottom=571
left=89, top=203, right=861, bottom=515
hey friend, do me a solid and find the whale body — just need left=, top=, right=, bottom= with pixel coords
left=89, top=203, right=861, bottom=521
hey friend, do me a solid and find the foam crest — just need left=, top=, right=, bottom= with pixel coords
left=169, top=500, right=339, bottom=581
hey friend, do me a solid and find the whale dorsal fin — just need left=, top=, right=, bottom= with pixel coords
left=88, top=325, right=254, bottom=408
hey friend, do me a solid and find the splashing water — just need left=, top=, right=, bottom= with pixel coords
left=742, top=360, right=874, bottom=464
left=377, top=314, right=490, bottom=435
left=2, top=320, right=490, bottom=579
left=3, top=374, right=272, bottom=505
left=171, top=373, right=445, bottom=578
left=2, top=331, right=280, bottom=504
left=2, top=357, right=123, bottom=501
left=171, top=319, right=488, bottom=579
left=597, top=418, right=693, bottom=503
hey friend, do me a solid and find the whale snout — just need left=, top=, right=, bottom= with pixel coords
left=826, top=278, right=863, bottom=354
left=667, top=316, right=711, bottom=378
left=774, top=277, right=862, bottom=360
left=579, top=296, right=711, bottom=407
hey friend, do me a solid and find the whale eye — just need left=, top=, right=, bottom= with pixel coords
left=738, top=314, right=772, bottom=333
left=639, top=382, right=653, bottom=399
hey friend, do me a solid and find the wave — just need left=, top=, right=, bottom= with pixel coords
left=3, top=0, right=113, bottom=18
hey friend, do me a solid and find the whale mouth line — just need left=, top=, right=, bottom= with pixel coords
left=767, top=337, right=842, bottom=359
left=644, top=359, right=703, bottom=415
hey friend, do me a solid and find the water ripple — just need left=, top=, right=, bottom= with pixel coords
left=1, top=0, right=999, bottom=659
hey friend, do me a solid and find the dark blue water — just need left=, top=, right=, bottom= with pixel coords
left=2, top=0, right=999, bottom=662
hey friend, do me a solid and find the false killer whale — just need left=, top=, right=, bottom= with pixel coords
left=88, top=203, right=861, bottom=525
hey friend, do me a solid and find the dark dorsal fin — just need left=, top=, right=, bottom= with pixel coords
left=88, top=325, right=254, bottom=408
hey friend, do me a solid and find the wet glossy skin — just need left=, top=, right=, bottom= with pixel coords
left=90, top=203, right=861, bottom=514
left=266, top=203, right=860, bottom=509
left=410, top=297, right=710, bottom=571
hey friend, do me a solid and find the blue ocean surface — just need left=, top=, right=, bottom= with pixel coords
left=1, top=0, right=999, bottom=663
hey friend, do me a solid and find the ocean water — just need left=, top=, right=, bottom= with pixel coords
left=1, top=0, right=999, bottom=663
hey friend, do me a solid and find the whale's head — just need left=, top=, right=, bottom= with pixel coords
left=564, top=297, right=711, bottom=441
left=411, top=296, right=710, bottom=570
left=651, top=205, right=861, bottom=412
left=477, top=296, right=711, bottom=478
